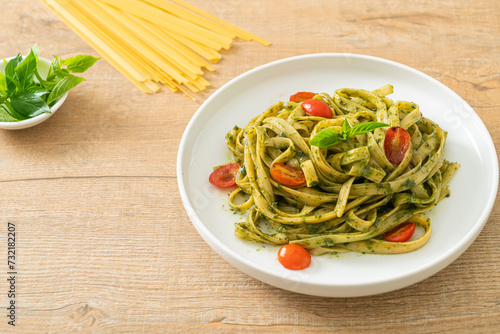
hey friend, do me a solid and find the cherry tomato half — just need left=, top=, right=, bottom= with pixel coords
left=384, top=126, right=411, bottom=165
left=290, top=91, right=316, bottom=103
left=278, top=244, right=311, bottom=270
left=384, top=222, right=416, bottom=242
left=209, top=164, right=240, bottom=187
left=301, top=99, right=332, bottom=119
left=270, top=163, right=306, bottom=187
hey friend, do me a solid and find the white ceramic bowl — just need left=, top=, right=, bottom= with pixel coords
left=177, top=53, right=498, bottom=297
left=0, top=56, right=68, bottom=130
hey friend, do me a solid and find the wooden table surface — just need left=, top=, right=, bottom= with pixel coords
left=1, top=0, right=499, bottom=332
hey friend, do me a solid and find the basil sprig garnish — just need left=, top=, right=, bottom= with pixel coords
left=0, top=44, right=99, bottom=122
left=309, top=119, right=388, bottom=148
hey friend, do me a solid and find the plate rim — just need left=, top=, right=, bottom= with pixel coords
left=177, top=53, right=499, bottom=297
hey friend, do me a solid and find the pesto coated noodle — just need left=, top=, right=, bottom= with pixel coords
left=224, top=85, right=459, bottom=256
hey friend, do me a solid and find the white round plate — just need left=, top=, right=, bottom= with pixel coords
left=177, top=53, right=498, bottom=297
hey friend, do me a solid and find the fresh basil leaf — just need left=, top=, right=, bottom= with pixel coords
left=52, top=62, right=71, bottom=78
left=46, top=55, right=62, bottom=81
left=27, top=85, right=50, bottom=99
left=309, top=129, right=342, bottom=148
left=0, top=104, right=21, bottom=122
left=349, top=122, right=389, bottom=137
left=50, top=55, right=71, bottom=79
left=340, top=119, right=351, bottom=138
left=0, top=71, right=7, bottom=95
left=4, top=54, right=23, bottom=92
left=41, top=79, right=58, bottom=91
left=51, top=55, right=61, bottom=72
left=5, top=75, right=23, bottom=93
left=10, top=92, right=51, bottom=118
left=34, top=69, right=57, bottom=91
left=0, top=47, right=97, bottom=122
left=45, top=69, right=56, bottom=82
left=46, top=75, right=85, bottom=105
left=310, top=121, right=390, bottom=148
left=2, top=101, right=26, bottom=120
left=14, top=46, right=39, bottom=91
left=4, top=54, right=23, bottom=78
left=55, top=68, right=71, bottom=78
left=62, top=55, right=100, bottom=73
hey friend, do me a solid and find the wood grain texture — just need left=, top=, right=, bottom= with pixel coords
left=0, top=0, right=499, bottom=332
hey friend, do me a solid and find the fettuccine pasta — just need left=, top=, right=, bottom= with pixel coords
left=224, top=85, right=459, bottom=256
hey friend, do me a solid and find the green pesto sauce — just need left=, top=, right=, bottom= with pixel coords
left=323, top=237, right=335, bottom=246
left=403, top=179, right=416, bottom=188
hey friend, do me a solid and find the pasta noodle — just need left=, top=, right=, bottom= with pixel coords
left=226, top=85, right=459, bottom=256
left=40, top=0, right=270, bottom=97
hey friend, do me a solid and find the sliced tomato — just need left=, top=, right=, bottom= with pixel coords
left=384, top=222, right=416, bottom=242
left=301, top=99, right=332, bottom=119
left=209, top=164, right=240, bottom=187
left=278, top=244, right=311, bottom=270
left=384, top=126, right=411, bottom=165
left=290, top=91, right=316, bottom=103
left=270, top=163, right=306, bottom=187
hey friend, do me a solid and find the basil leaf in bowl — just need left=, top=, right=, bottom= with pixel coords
left=0, top=44, right=99, bottom=129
